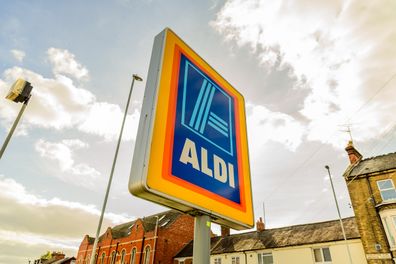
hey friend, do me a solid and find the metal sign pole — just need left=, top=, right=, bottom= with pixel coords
left=193, top=214, right=211, bottom=264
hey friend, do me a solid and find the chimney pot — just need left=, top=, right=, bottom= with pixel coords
left=345, top=141, right=362, bottom=164
left=221, top=226, right=230, bottom=237
left=256, top=218, right=265, bottom=232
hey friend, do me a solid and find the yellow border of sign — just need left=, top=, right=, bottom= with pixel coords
left=132, top=28, right=253, bottom=229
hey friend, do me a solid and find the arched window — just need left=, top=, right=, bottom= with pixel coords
left=120, top=249, right=126, bottom=264
left=130, top=248, right=136, bottom=264
left=111, top=251, right=116, bottom=264
left=143, top=246, right=151, bottom=264
left=100, top=252, right=106, bottom=264
left=86, top=254, right=90, bottom=264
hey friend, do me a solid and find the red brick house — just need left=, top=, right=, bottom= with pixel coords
left=76, top=210, right=194, bottom=264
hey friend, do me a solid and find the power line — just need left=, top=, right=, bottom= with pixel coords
left=260, top=70, right=396, bottom=211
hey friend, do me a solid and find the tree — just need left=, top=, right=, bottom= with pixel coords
left=40, top=251, right=52, bottom=260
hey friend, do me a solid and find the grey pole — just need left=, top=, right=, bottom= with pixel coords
left=325, top=165, right=353, bottom=264
left=0, top=96, right=30, bottom=159
left=90, top=74, right=142, bottom=264
left=193, top=214, right=211, bottom=264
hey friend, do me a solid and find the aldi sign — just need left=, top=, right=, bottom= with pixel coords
left=129, top=28, right=254, bottom=229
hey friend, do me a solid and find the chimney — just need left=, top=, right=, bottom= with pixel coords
left=256, top=217, right=265, bottom=232
left=52, top=252, right=65, bottom=261
left=221, top=226, right=230, bottom=237
left=345, top=141, right=362, bottom=164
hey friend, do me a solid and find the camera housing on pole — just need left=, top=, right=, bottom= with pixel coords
left=6, top=79, right=33, bottom=103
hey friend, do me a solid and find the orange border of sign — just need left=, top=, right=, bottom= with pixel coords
left=162, top=45, right=247, bottom=212
left=144, top=29, right=253, bottom=228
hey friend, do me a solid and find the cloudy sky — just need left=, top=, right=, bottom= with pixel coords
left=1, top=0, right=395, bottom=262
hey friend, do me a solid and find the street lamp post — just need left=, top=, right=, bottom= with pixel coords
left=90, top=74, right=143, bottom=264
left=325, top=165, right=353, bottom=264
left=0, top=79, right=33, bottom=159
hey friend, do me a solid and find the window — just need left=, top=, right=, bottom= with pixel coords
left=231, top=256, right=240, bottom=264
left=384, top=217, right=396, bottom=246
left=380, top=215, right=396, bottom=249
left=143, top=246, right=150, bottom=264
left=130, top=248, right=136, bottom=264
left=86, top=254, right=90, bottom=264
left=214, top=258, right=221, bottom=264
left=313, top=247, right=332, bottom=263
left=120, top=249, right=126, bottom=264
left=258, top=253, right=273, bottom=264
left=110, top=251, right=116, bottom=264
left=100, top=253, right=106, bottom=264
left=377, top=179, right=396, bottom=201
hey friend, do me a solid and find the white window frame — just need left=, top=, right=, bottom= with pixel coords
left=100, top=252, right=106, bottom=264
left=313, top=247, right=332, bottom=263
left=120, top=249, right=126, bottom=264
left=143, top=246, right=151, bottom=264
left=130, top=247, right=137, bottom=264
left=110, top=250, right=116, bottom=264
left=377, top=179, right=396, bottom=201
left=214, top=257, right=222, bottom=264
left=379, top=209, right=396, bottom=250
left=231, top=256, right=240, bottom=264
left=258, top=252, right=273, bottom=264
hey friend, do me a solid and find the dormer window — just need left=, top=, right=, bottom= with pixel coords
left=377, top=179, right=396, bottom=201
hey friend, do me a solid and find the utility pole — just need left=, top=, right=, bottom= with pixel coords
left=90, top=74, right=143, bottom=264
left=325, top=165, right=353, bottom=264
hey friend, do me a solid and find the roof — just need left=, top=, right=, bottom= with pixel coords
left=346, top=152, right=396, bottom=177
left=175, top=217, right=359, bottom=258
left=88, top=210, right=183, bottom=243
left=175, top=236, right=222, bottom=258
left=50, top=257, right=76, bottom=264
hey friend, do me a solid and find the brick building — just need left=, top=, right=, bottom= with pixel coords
left=344, top=141, right=396, bottom=263
left=76, top=210, right=194, bottom=264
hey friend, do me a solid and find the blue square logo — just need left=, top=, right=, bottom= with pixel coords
left=181, top=61, right=234, bottom=156
left=171, top=54, right=240, bottom=204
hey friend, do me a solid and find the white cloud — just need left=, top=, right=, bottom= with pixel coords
left=78, top=102, right=140, bottom=141
left=35, top=139, right=100, bottom=189
left=47, top=47, right=89, bottom=80
left=0, top=175, right=132, bottom=232
left=213, top=0, right=396, bottom=148
left=246, top=102, right=305, bottom=151
left=0, top=230, right=78, bottom=250
left=0, top=67, right=94, bottom=130
left=10, top=49, right=25, bottom=62
left=0, top=48, right=141, bottom=141
left=0, top=175, right=134, bottom=262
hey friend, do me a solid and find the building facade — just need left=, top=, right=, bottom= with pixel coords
left=174, top=217, right=367, bottom=264
left=76, top=210, right=194, bottom=264
left=344, top=141, right=396, bottom=263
